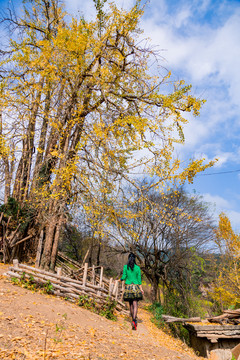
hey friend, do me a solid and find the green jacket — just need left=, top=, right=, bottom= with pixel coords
left=121, top=264, right=142, bottom=285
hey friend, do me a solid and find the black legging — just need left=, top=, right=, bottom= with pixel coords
left=129, top=300, right=138, bottom=320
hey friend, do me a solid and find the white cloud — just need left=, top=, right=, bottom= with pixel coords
left=224, top=210, right=240, bottom=232
left=174, top=8, right=192, bottom=28
left=193, top=151, right=240, bottom=168
left=142, top=5, right=240, bottom=97
left=200, top=194, right=240, bottom=231
left=141, top=0, right=240, bottom=154
left=202, top=193, right=231, bottom=210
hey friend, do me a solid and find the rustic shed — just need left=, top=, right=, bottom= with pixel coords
left=184, top=323, right=240, bottom=358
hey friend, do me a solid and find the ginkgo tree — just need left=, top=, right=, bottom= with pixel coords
left=210, top=213, right=240, bottom=308
left=0, top=0, right=215, bottom=270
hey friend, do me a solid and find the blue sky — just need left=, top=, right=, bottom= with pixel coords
left=1, top=0, right=240, bottom=229
left=136, top=0, right=240, bottom=230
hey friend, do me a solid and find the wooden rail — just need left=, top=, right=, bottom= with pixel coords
left=56, top=252, right=112, bottom=292
left=6, top=259, right=126, bottom=313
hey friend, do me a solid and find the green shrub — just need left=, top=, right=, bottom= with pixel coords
left=99, top=297, right=117, bottom=321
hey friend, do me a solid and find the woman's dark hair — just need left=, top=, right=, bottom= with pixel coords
left=127, top=252, right=136, bottom=271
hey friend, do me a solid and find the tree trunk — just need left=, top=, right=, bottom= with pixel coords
left=4, top=160, right=11, bottom=203
left=40, top=218, right=57, bottom=270
left=151, top=277, right=160, bottom=303
left=13, top=85, right=42, bottom=203
left=35, top=230, right=45, bottom=268
left=50, top=215, right=63, bottom=271
left=96, top=241, right=101, bottom=266
left=0, top=112, right=11, bottom=203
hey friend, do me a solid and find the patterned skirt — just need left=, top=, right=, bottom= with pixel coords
left=123, top=284, right=143, bottom=302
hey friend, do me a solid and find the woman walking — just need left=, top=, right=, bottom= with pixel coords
left=121, top=253, right=144, bottom=330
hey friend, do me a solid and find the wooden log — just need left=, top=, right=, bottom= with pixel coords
left=223, top=308, right=240, bottom=314
left=11, top=235, right=32, bottom=248
left=9, top=224, right=21, bottom=246
left=116, top=299, right=126, bottom=308
left=7, top=262, right=126, bottom=310
left=66, top=279, right=107, bottom=293
left=8, top=267, right=96, bottom=294
left=162, top=315, right=201, bottom=323
left=7, top=270, right=22, bottom=279
left=57, top=251, right=82, bottom=269
left=8, top=268, right=77, bottom=291
left=81, top=248, right=90, bottom=267
left=56, top=260, right=73, bottom=275
left=17, top=263, right=83, bottom=285
left=10, top=266, right=62, bottom=282
left=9, top=259, right=125, bottom=297
left=207, top=314, right=231, bottom=322
left=7, top=270, right=126, bottom=311
left=7, top=270, right=88, bottom=296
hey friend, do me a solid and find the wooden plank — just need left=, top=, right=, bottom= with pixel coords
left=162, top=315, right=201, bottom=323
left=197, top=334, right=240, bottom=339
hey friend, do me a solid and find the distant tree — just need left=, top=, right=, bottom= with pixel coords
left=108, top=184, right=215, bottom=307
left=209, top=213, right=240, bottom=309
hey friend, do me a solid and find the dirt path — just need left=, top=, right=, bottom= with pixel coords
left=0, top=263, right=204, bottom=360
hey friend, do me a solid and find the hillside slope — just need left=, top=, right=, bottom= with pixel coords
left=0, top=263, right=203, bottom=360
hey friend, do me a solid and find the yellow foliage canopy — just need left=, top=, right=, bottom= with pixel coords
left=210, top=213, right=240, bottom=308
left=0, top=0, right=216, bottom=268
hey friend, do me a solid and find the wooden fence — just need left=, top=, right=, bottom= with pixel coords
left=6, top=259, right=127, bottom=313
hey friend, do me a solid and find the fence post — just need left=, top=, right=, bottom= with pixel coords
left=56, top=267, right=62, bottom=296
left=35, top=230, right=44, bottom=268
left=121, top=281, right=124, bottom=301
left=99, top=266, right=103, bottom=288
left=115, top=283, right=119, bottom=301
left=109, top=278, right=113, bottom=295
left=56, top=267, right=62, bottom=276
left=82, top=263, right=88, bottom=287
left=13, top=259, right=19, bottom=269
left=112, top=280, right=118, bottom=296
left=92, top=265, right=95, bottom=285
